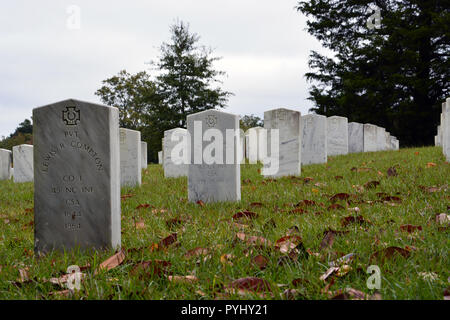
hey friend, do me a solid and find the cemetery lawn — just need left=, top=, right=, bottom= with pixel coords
left=0, top=147, right=448, bottom=300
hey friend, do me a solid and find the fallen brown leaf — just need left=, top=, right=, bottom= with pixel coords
left=370, top=246, right=411, bottom=263
left=399, top=224, right=423, bottom=233
left=232, top=211, right=258, bottom=220
left=252, top=255, right=269, bottom=270
left=95, top=250, right=126, bottom=274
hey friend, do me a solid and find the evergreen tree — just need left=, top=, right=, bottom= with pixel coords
left=296, top=0, right=450, bottom=146
left=153, top=20, right=232, bottom=127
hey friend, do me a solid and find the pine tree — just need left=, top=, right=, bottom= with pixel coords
left=153, top=20, right=232, bottom=127
left=297, top=0, right=450, bottom=146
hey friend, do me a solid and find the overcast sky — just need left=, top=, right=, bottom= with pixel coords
left=0, top=0, right=328, bottom=138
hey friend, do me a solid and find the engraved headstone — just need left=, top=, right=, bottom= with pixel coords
left=33, top=99, right=121, bottom=252
left=0, top=148, right=12, bottom=181
left=120, top=128, right=141, bottom=187
left=13, top=144, right=34, bottom=183
left=363, top=124, right=378, bottom=152
left=187, top=109, right=240, bottom=203
left=141, top=141, right=147, bottom=169
left=327, top=116, right=348, bottom=156
left=163, top=128, right=188, bottom=178
left=263, top=108, right=302, bottom=177
left=348, top=122, right=364, bottom=153
left=301, top=114, right=327, bottom=165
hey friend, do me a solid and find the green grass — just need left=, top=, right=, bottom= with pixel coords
left=0, top=146, right=448, bottom=300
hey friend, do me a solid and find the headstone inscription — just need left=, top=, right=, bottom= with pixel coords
left=33, top=99, right=121, bottom=252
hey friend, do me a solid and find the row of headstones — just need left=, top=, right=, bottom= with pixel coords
left=2, top=99, right=400, bottom=253
left=157, top=112, right=399, bottom=179
left=0, top=145, right=33, bottom=182
left=0, top=131, right=149, bottom=186
left=434, top=98, right=450, bottom=161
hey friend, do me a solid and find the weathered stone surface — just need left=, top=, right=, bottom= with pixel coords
left=363, top=124, right=378, bottom=152
left=245, top=133, right=249, bottom=161
left=348, top=122, right=364, bottom=154
left=301, top=114, right=327, bottom=164
left=120, top=128, right=141, bottom=187
left=158, top=151, right=163, bottom=164
left=263, top=108, right=302, bottom=177
left=0, top=148, right=12, bottom=180
left=10, top=167, right=14, bottom=179
left=376, top=127, right=387, bottom=151
left=163, top=128, right=188, bottom=178
left=436, top=125, right=441, bottom=146
left=390, top=136, right=399, bottom=150
left=327, top=116, right=348, bottom=156
left=384, top=131, right=391, bottom=150
left=246, top=127, right=264, bottom=164
left=187, top=109, right=240, bottom=203
left=13, top=144, right=34, bottom=183
left=141, top=141, right=147, bottom=169
left=33, top=99, right=121, bottom=253
left=443, top=99, right=450, bottom=161
left=239, top=130, right=245, bottom=164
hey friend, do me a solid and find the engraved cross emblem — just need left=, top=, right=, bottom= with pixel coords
left=63, top=106, right=80, bottom=126
left=205, top=115, right=217, bottom=128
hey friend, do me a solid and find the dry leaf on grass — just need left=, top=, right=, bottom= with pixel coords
left=226, top=277, right=272, bottom=298
left=168, top=275, right=198, bottom=284
left=235, top=233, right=272, bottom=247
left=252, top=255, right=269, bottom=270
left=95, top=250, right=126, bottom=275
left=130, top=260, right=171, bottom=278
left=399, top=224, right=423, bottom=233
left=232, top=211, right=258, bottom=220
left=370, top=246, right=411, bottom=263
left=275, top=235, right=302, bottom=254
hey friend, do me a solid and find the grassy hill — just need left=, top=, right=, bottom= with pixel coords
left=0, top=146, right=448, bottom=299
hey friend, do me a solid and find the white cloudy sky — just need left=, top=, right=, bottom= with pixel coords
left=0, top=0, right=329, bottom=138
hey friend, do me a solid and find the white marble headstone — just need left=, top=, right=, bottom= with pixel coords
left=443, top=99, right=450, bottom=161
left=348, top=122, right=364, bottom=154
left=120, top=128, right=141, bottom=187
left=327, top=116, right=348, bottom=156
left=246, top=127, right=263, bottom=164
left=33, top=99, right=121, bottom=252
left=13, top=144, right=34, bottom=183
left=141, top=141, right=147, bottom=169
left=187, top=109, right=240, bottom=203
left=163, top=128, right=188, bottom=178
left=158, top=151, right=163, bottom=164
left=0, top=148, right=12, bottom=181
left=263, top=108, right=302, bottom=177
left=301, top=114, right=327, bottom=165
left=376, top=127, right=387, bottom=151
left=363, top=124, right=378, bottom=152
